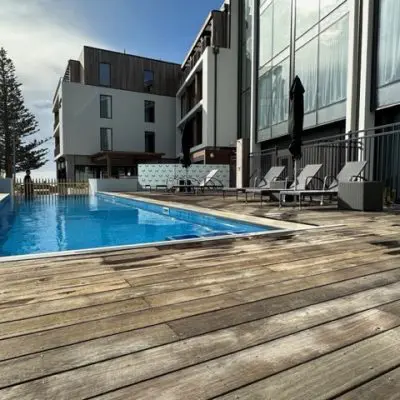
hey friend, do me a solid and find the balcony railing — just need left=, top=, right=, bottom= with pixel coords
left=248, top=122, right=400, bottom=203
left=53, top=114, right=60, bottom=131
left=179, top=37, right=210, bottom=87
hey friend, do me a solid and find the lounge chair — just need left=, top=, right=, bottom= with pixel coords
left=279, top=160, right=368, bottom=209
left=171, top=169, right=222, bottom=193
left=222, top=166, right=286, bottom=199
left=246, top=164, right=323, bottom=205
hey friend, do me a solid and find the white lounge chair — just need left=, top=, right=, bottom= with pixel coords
left=279, top=160, right=368, bottom=208
left=246, top=164, right=323, bottom=205
left=222, top=166, right=286, bottom=199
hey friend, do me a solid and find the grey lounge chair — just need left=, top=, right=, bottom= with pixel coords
left=171, top=169, right=222, bottom=193
left=222, top=166, right=286, bottom=199
left=246, top=163, right=323, bottom=204
left=279, top=160, right=368, bottom=208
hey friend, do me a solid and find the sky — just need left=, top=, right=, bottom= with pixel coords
left=0, top=0, right=223, bottom=179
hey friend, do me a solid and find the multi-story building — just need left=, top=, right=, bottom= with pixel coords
left=238, top=0, right=400, bottom=180
left=176, top=0, right=239, bottom=165
left=53, top=46, right=181, bottom=180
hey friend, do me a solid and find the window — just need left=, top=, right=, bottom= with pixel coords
left=259, top=3, right=273, bottom=67
left=378, top=0, right=400, bottom=87
left=318, top=16, right=349, bottom=107
left=99, top=63, right=111, bottom=86
left=144, top=100, right=155, bottom=123
left=144, top=70, right=154, bottom=91
left=273, top=0, right=291, bottom=56
left=296, top=0, right=319, bottom=38
left=145, top=131, right=155, bottom=153
left=100, top=128, right=113, bottom=151
left=100, top=95, right=112, bottom=118
left=295, top=38, right=318, bottom=113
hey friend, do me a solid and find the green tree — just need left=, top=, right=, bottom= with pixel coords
left=0, top=47, right=49, bottom=177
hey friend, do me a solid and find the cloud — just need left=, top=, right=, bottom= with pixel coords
left=0, top=0, right=108, bottom=176
left=32, top=100, right=53, bottom=110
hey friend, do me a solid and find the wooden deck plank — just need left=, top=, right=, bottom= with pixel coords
left=0, top=287, right=150, bottom=323
left=336, top=367, right=400, bottom=400
left=89, top=311, right=400, bottom=400
left=0, top=279, right=130, bottom=308
left=124, top=250, right=395, bottom=299
left=216, top=322, right=400, bottom=399
left=118, top=239, right=377, bottom=279
left=0, top=196, right=400, bottom=398
left=0, top=297, right=148, bottom=340
left=168, top=279, right=400, bottom=338
left=123, top=242, right=380, bottom=287
left=1, top=271, right=398, bottom=362
left=1, top=284, right=399, bottom=389
left=144, top=256, right=400, bottom=307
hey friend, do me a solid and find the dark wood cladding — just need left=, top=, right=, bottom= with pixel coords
left=83, top=47, right=181, bottom=97
left=211, top=10, right=228, bottom=48
left=68, top=60, right=81, bottom=83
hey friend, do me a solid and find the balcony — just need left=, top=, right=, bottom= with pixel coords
left=53, top=113, right=60, bottom=131
left=54, top=144, right=60, bottom=158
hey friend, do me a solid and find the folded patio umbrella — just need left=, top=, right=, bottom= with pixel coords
left=180, top=122, right=192, bottom=169
left=288, top=75, right=305, bottom=160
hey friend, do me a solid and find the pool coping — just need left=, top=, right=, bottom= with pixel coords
left=104, top=192, right=310, bottom=231
left=0, top=192, right=342, bottom=263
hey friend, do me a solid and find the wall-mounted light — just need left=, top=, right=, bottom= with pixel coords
left=210, top=152, right=215, bottom=159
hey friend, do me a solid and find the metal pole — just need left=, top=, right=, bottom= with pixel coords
left=294, top=159, right=297, bottom=190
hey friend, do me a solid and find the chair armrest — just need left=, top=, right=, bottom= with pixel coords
left=323, top=175, right=337, bottom=189
left=350, top=175, right=368, bottom=181
left=305, top=176, right=323, bottom=190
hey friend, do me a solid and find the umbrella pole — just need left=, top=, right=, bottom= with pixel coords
left=294, top=159, right=297, bottom=191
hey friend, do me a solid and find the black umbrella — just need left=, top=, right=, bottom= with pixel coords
left=288, top=75, right=305, bottom=160
left=180, top=123, right=192, bottom=169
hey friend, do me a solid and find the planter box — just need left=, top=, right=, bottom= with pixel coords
left=338, top=181, right=384, bottom=211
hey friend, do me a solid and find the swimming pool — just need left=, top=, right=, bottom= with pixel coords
left=0, top=193, right=275, bottom=257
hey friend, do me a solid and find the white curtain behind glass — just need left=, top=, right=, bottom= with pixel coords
left=295, top=38, right=318, bottom=112
left=271, top=59, right=290, bottom=124
left=258, top=68, right=273, bottom=129
left=378, top=0, right=400, bottom=86
left=318, top=16, right=349, bottom=108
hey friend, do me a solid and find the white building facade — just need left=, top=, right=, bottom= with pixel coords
left=53, top=47, right=181, bottom=180
left=175, top=0, right=240, bottom=165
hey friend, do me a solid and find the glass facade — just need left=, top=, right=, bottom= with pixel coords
left=256, top=0, right=349, bottom=143
left=377, top=0, right=400, bottom=107
left=238, top=0, right=252, bottom=139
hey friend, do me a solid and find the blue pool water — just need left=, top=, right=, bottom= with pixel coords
left=0, top=194, right=273, bottom=257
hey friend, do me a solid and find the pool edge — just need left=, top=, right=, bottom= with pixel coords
left=0, top=193, right=342, bottom=263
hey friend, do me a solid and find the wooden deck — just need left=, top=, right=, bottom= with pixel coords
left=0, top=194, right=400, bottom=399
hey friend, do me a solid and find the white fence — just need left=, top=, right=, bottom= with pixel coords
left=137, top=164, right=230, bottom=189
left=14, top=179, right=89, bottom=197
left=89, top=178, right=138, bottom=195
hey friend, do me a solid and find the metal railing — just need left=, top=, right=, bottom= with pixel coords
left=249, top=122, right=400, bottom=203
left=14, top=179, right=89, bottom=198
